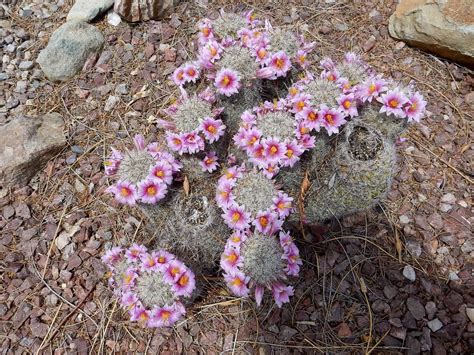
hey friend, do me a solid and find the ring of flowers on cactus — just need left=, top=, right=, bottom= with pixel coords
left=104, top=135, right=181, bottom=205
left=160, top=87, right=226, bottom=155
left=217, top=166, right=293, bottom=234
left=233, top=100, right=312, bottom=175
left=102, top=245, right=196, bottom=328
left=220, top=230, right=301, bottom=307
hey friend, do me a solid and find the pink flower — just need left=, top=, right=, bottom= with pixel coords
left=227, top=231, right=248, bottom=248
left=166, top=132, right=185, bottom=155
left=219, top=166, right=243, bottom=184
left=253, top=210, right=278, bottom=235
left=121, top=291, right=138, bottom=308
left=220, top=246, right=243, bottom=272
left=279, top=231, right=293, bottom=248
left=295, top=49, right=309, bottom=69
left=199, top=87, right=217, bottom=103
left=249, top=143, right=266, bottom=166
left=121, top=268, right=138, bottom=290
left=273, top=192, right=293, bottom=218
left=271, top=282, right=294, bottom=308
left=140, top=252, right=160, bottom=271
left=359, top=76, right=387, bottom=102
left=298, top=106, right=320, bottom=130
left=291, top=94, right=311, bottom=113
left=172, top=270, right=196, bottom=297
left=149, top=305, right=182, bottom=327
left=215, top=68, right=241, bottom=97
left=255, top=45, right=270, bottom=65
left=222, top=205, right=251, bottom=230
left=282, top=140, right=304, bottom=168
left=321, top=69, right=339, bottom=82
left=261, top=162, right=280, bottom=178
left=130, top=305, right=151, bottom=324
left=110, top=181, right=137, bottom=205
left=155, top=250, right=175, bottom=268
left=216, top=181, right=235, bottom=208
left=344, top=52, right=359, bottom=63
left=238, top=28, right=253, bottom=47
left=320, top=57, right=335, bottom=70
left=149, top=162, right=173, bottom=185
left=200, top=151, right=219, bottom=173
left=241, top=110, right=257, bottom=126
left=200, top=117, right=225, bottom=143
left=101, top=247, right=123, bottom=267
left=199, top=40, right=222, bottom=63
left=182, top=63, right=200, bottom=83
left=172, top=67, right=186, bottom=86
left=318, top=105, right=346, bottom=135
left=378, top=89, right=409, bottom=118
left=125, top=244, right=148, bottom=262
left=299, top=134, right=315, bottom=149
left=224, top=271, right=250, bottom=297
left=138, top=179, right=167, bottom=204
left=104, top=148, right=123, bottom=176
left=269, top=51, right=291, bottom=77
left=198, top=19, right=214, bottom=44
left=245, top=10, right=260, bottom=26
left=262, top=137, right=287, bottom=163
left=337, top=93, right=358, bottom=117
left=134, top=134, right=146, bottom=150
left=243, top=127, right=262, bottom=152
left=182, top=131, right=204, bottom=154
left=163, top=260, right=186, bottom=284
left=255, top=284, right=264, bottom=307
left=156, top=151, right=182, bottom=173
left=404, top=92, right=426, bottom=123
left=256, top=67, right=275, bottom=79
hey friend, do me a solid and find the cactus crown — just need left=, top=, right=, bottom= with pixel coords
left=337, top=62, right=368, bottom=86
left=118, top=150, right=156, bottom=184
left=270, top=28, right=299, bottom=57
left=174, top=96, right=213, bottom=133
left=136, top=272, right=175, bottom=308
left=241, top=232, right=285, bottom=285
left=257, top=111, right=295, bottom=140
left=233, top=170, right=277, bottom=216
left=305, top=78, right=342, bottom=107
left=213, top=13, right=247, bottom=38
left=348, top=126, right=383, bottom=161
left=218, top=46, right=259, bottom=81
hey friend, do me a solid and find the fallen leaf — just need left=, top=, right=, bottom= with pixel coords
left=183, top=176, right=190, bottom=196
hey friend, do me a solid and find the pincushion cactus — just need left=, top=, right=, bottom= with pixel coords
left=104, top=135, right=181, bottom=205
left=233, top=101, right=312, bottom=175
left=217, top=166, right=292, bottom=234
left=280, top=119, right=396, bottom=224
left=102, top=245, right=196, bottom=328
left=220, top=230, right=301, bottom=307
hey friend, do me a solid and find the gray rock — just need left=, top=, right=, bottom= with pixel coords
left=388, top=0, right=474, bottom=67
left=115, top=83, right=129, bottom=95
left=66, top=0, right=114, bottom=22
left=0, top=73, right=9, bottom=81
left=0, top=113, right=66, bottom=191
left=403, top=265, right=416, bottom=281
left=407, top=297, right=426, bottom=320
left=37, top=20, right=104, bottom=82
left=104, top=95, right=119, bottom=112
left=19, top=61, right=33, bottom=70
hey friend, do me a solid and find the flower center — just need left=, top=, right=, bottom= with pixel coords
left=205, top=158, right=213, bottom=165
left=146, top=186, right=156, bottom=195
left=369, top=83, right=376, bottom=93
left=232, top=212, right=241, bottom=222
left=258, top=48, right=266, bottom=59
left=210, top=46, right=217, bottom=56
left=187, top=68, right=196, bottom=77
left=389, top=99, right=399, bottom=108
left=120, top=187, right=131, bottom=197
left=343, top=100, right=351, bottom=109
left=232, top=278, right=243, bottom=286
left=286, top=149, right=294, bottom=158
left=222, top=75, right=231, bottom=86
left=227, top=252, right=238, bottom=263
left=308, top=112, right=317, bottom=121
left=328, top=74, right=335, bottom=81
left=325, top=114, right=334, bottom=125
left=172, top=138, right=181, bottom=145
left=275, top=58, right=284, bottom=69
left=296, top=101, right=305, bottom=110
left=270, top=146, right=278, bottom=154
left=231, top=236, right=241, bottom=243
left=207, top=125, right=216, bottom=133
left=178, top=274, right=189, bottom=287
left=158, top=256, right=166, bottom=263
left=161, top=310, right=171, bottom=320
left=170, top=267, right=180, bottom=277
left=259, top=216, right=268, bottom=227
left=289, top=87, right=298, bottom=96
left=202, top=27, right=210, bottom=36
left=139, top=312, right=148, bottom=321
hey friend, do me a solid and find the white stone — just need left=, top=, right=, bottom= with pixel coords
left=403, top=265, right=416, bottom=282
left=439, top=203, right=452, bottom=212
left=466, top=308, right=474, bottom=323
left=448, top=271, right=460, bottom=281
left=104, top=95, right=119, bottom=112
left=441, top=193, right=456, bottom=204
left=427, top=318, right=443, bottom=332
left=400, top=215, right=410, bottom=224
left=67, top=0, right=114, bottom=22
left=107, top=12, right=122, bottom=27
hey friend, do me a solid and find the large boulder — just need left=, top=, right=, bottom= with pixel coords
left=114, top=0, right=177, bottom=22
left=37, top=20, right=104, bottom=82
left=0, top=113, right=67, bottom=192
left=66, top=0, right=114, bottom=22
left=388, top=0, right=474, bottom=67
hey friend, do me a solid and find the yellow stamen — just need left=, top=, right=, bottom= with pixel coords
left=270, top=146, right=278, bottom=154
left=259, top=217, right=268, bottom=227
left=389, top=99, right=399, bottom=108
left=146, top=186, right=156, bottom=195
left=120, top=187, right=130, bottom=197
left=325, top=114, right=334, bottom=125
left=286, top=149, right=294, bottom=158
left=222, top=75, right=230, bottom=86
left=232, top=212, right=241, bottom=222
left=343, top=100, right=351, bottom=109
left=178, top=274, right=189, bottom=287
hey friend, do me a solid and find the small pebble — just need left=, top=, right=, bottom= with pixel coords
left=403, top=265, right=416, bottom=282
left=427, top=318, right=443, bottom=332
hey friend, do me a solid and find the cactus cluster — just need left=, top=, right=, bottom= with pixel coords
left=101, top=10, right=427, bottom=327
left=102, top=245, right=196, bottom=328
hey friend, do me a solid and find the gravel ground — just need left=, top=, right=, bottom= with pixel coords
left=1, top=0, right=473, bottom=353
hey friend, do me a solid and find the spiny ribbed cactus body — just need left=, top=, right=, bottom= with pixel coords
left=213, top=13, right=246, bottom=39
left=356, top=105, right=408, bottom=142
left=174, top=96, right=213, bottom=133
left=270, top=28, right=299, bottom=57
left=233, top=170, right=277, bottom=217
left=257, top=111, right=295, bottom=141
left=280, top=119, right=396, bottom=224
left=241, top=232, right=285, bottom=285
left=117, top=150, right=156, bottom=184
left=305, top=78, right=342, bottom=107
left=336, top=61, right=368, bottom=86
left=218, top=47, right=259, bottom=83
left=140, top=179, right=228, bottom=271
left=136, top=272, right=175, bottom=308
